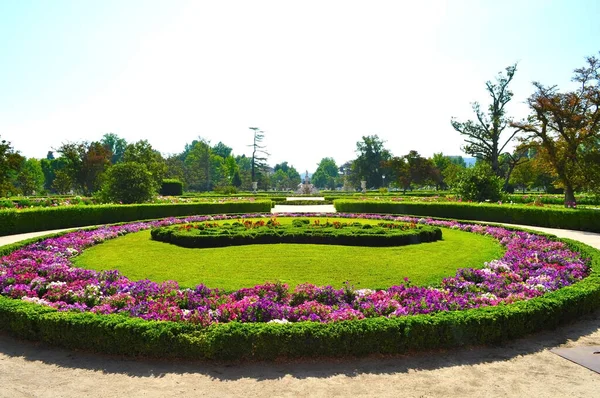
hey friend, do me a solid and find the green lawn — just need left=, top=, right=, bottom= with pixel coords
left=73, top=221, right=504, bottom=290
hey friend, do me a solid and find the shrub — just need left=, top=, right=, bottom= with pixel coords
left=454, top=163, right=503, bottom=202
left=160, top=179, right=184, bottom=196
left=99, top=162, right=157, bottom=204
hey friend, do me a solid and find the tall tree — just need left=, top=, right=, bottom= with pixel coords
left=212, top=141, right=232, bottom=158
left=16, top=158, right=45, bottom=195
left=384, top=151, right=435, bottom=193
left=81, top=142, right=112, bottom=194
left=248, top=127, right=269, bottom=183
left=123, top=140, right=167, bottom=188
left=352, top=135, right=391, bottom=188
left=100, top=133, right=127, bottom=164
left=451, top=64, right=519, bottom=176
left=55, top=142, right=87, bottom=193
left=184, top=139, right=212, bottom=191
left=0, top=136, right=23, bottom=196
left=512, top=53, right=600, bottom=206
left=312, top=157, right=339, bottom=189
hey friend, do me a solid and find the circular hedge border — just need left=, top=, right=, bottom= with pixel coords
left=0, top=213, right=599, bottom=360
left=150, top=219, right=442, bottom=248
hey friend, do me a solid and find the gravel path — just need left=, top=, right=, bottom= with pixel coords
left=1, top=208, right=599, bottom=397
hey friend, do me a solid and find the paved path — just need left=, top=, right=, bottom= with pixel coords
left=1, top=208, right=600, bottom=397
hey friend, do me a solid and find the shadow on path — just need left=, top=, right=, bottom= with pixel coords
left=1, top=310, right=599, bottom=382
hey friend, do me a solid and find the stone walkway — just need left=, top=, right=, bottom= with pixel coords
left=1, top=207, right=599, bottom=397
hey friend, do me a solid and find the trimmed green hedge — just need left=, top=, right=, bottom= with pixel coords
left=334, top=200, right=600, bottom=233
left=160, top=179, right=184, bottom=196
left=0, top=236, right=598, bottom=360
left=150, top=221, right=442, bottom=248
left=0, top=201, right=272, bottom=236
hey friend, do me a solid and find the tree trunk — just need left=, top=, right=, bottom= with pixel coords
left=564, top=185, right=576, bottom=207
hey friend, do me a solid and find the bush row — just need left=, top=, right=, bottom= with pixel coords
left=334, top=200, right=600, bottom=233
left=150, top=223, right=442, bottom=248
left=0, top=235, right=598, bottom=360
left=0, top=201, right=273, bottom=236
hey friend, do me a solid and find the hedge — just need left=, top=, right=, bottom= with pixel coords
left=0, top=201, right=272, bottom=236
left=150, top=222, right=442, bottom=248
left=0, top=220, right=599, bottom=360
left=160, top=179, right=184, bottom=196
left=334, top=200, right=600, bottom=233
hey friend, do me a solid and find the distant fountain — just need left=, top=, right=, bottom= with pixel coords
left=296, top=171, right=319, bottom=194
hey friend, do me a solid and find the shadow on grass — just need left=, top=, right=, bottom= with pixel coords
left=1, top=309, right=600, bottom=382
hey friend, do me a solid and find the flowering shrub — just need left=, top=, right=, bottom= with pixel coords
left=0, top=213, right=591, bottom=327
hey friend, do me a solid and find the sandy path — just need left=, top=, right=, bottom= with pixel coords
left=1, top=311, right=599, bottom=397
left=1, top=214, right=599, bottom=396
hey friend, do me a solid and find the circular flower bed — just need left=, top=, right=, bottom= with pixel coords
left=0, top=213, right=590, bottom=326
left=150, top=218, right=442, bottom=248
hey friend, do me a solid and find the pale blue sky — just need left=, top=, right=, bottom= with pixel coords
left=1, top=0, right=599, bottom=172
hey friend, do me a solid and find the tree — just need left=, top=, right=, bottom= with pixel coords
left=55, top=142, right=87, bottom=192
left=509, top=157, right=536, bottom=193
left=99, top=162, right=157, bottom=204
left=16, top=158, right=45, bottom=195
left=51, top=170, right=73, bottom=194
left=271, top=169, right=291, bottom=190
left=212, top=141, right=232, bottom=158
left=454, top=163, right=503, bottom=202
left=123, top=140, right=167, bottom=188
left=451, top=64, right=519, bottom=176
left=512, top=53, right=600, bottom=206
left=312, top=158, right=339, bottom=189
left=248, top=127, right=269, bottom=183
left=431, top=153, right=452, bottom=190
left=81, top=142, right=112, bottom=194
left=352, top=135, right=391, bottom=188
left=100, top=133, right=127, bottom=164
left=184, top=139, right=212, bottom=191
left=0, top=136, right=23, bottom=196
left=384, top=151, right=436, bottom=192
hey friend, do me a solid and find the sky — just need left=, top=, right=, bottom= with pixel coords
left=1, top=0, right=599, bottom=173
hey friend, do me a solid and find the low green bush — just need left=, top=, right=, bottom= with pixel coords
left=160, top=179, right=184, bottom=196
left=0, top=201, right=273, bottom=236
left=334, top=200, right=600, bottom=233
left=0, top=237, right=598, bottom=360
left=150, top=220, right=442, bottom=248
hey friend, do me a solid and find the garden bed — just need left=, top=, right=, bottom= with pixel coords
left=150, top=218, right=442, bottom=248
left=0, top=213, right=599, bottom=360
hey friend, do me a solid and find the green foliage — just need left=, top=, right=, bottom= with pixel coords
left=99, top=162, right=157, bottom=204
left=0, top=136, right=24, bottom=197
left=16, top=158, right=45, bottom=195
left=100, top=133, right=127, bottom=164
left=151, top=220, right=442, bottom=248
left=1, top=237, right=598, bottom=360
left=160, top=179, right=184, bottom=196
left=0, top=201, right=272, bottom=236
left=312, top=158, right=339, bottom=189
left=123, top=139, right=167, bottom=188
left=333, top=200, right=600, bottom=232
left=454, top=163, right=503, bottom=202
left=351, top=135, right=391, bottom=188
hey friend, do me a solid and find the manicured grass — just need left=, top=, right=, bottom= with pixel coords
left=73, top=219, right=504, bottom=290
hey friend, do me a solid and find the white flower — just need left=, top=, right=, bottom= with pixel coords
left=267, top=319, right=290, bottom=324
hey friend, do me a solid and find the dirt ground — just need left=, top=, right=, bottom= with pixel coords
left=1, top=310, right=599, bottom=398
